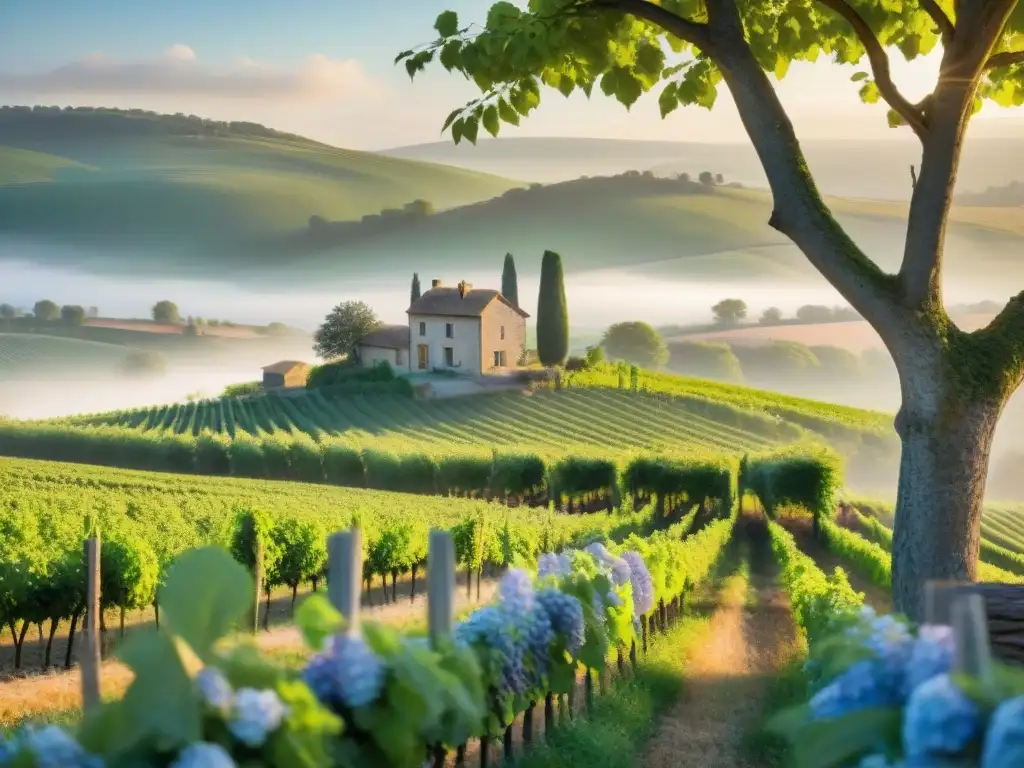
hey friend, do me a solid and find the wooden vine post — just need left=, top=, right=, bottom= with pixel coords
left=81, top=536, right=102, bottom=712
left=428, top=530, right=456, bottom=768
left=327, top=529, right=362, bottom=633
left=924, top=580, right=996, bottom=679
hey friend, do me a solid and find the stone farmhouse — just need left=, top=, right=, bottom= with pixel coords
left=356, top=279, right=528, bottom=375
left=261, top=360, right=311, bottom=389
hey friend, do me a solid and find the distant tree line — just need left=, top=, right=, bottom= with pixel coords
left=593, top=319, right=899, bottom=406
left=0, top=105, right=326, bottom=147
left=302, top=199, right=436, bottom=248
left=957, top=179, right=1024, bottom=206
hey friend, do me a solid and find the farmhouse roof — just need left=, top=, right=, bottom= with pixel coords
left=407, top=287, right=529, bottom=319
left=358, top=324, right=409, bottom=349
left=261, top=360, right=310, bottom=374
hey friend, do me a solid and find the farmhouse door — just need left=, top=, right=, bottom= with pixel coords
left=417, top=344, right=429, bottom=370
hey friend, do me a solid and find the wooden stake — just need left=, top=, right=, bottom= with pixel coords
left=951, top=593, right=994, bottom=682
left=328, top=529, right=362, bottom=636
left=81, top=537, right=101, bottom=712
left=428, top=531, right=456, bottom=644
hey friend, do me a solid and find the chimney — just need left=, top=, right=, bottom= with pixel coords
left=458, top=280, right=472, bottom=298
left=431, top=278, right=442, bottom=289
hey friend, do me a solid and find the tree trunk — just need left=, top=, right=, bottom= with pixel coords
left=411, top=564, right=418, bottom=601
left=891, top=390, right=1002, bottom=621
left=291, top=584, right=299, bottom=614
left=65, top=610, right=81, bottom=669
left=44, top=618, right=59, bottom=669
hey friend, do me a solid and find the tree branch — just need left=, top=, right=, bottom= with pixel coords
left=986, top=50, right=1024, bottom=69
left=815, top=0, right=929, bottom=139
left=592, top=0, right=712, bottom=48
left=972, top=290, right=1024, bottom=399
left=919, top=0, right=955, bottom=46
left=689, top=0, right=907, bottom=339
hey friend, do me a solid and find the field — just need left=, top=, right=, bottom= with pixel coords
left=0, top=334, right=136, bottom=380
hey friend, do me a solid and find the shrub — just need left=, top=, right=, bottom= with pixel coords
left=222, top=381, right=261, bottom=398
left=743, top=445, right=842, bottom=533
left=664, top=340, right=743, bottom=383
left=549, top=456, right=621, bottom=511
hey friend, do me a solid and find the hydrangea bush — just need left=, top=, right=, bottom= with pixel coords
left=772, top=604, right=1024, bottom=768
left=0, top=536, right=673, bottom=768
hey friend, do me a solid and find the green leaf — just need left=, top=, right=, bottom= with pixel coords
left=850, top=71, right=869, bottom=82
left=442, top=107, right=462, bottom=132
left=434, top=10, right=459, bottom=38
left=295, top=594, right=344, bottom=651
left=886, top=108, right=905, bottom=127
left=859, top=81, right=881, bottom=104
left=394, top=50, right=414, bottom=64
left=790, top=708, right=902, bottom=768
left=116, top=632, right=202, bottom=752
left=158, top=546, right=252, bottom=662
left=482, top=104, right=500, bottom=137
left=659, top=82, right=679, bottom=118
left=451, top=117, right=464, bottom=145
left=462, top=115, right=480, bottom=144
left=497, top=99, right=520, bottom=126
left=439, top=40, right=462, bottom=71
left=774, top=54, right=791, bottom=80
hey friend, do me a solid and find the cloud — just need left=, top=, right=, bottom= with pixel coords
left=0, top=45, right=380, bottom=103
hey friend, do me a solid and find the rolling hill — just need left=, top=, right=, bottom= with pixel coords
left=2, top=107, right=1022, bottom=296
left=0, top=333, right=137, bottom=380
left=0, top=107, right=519, bottom=249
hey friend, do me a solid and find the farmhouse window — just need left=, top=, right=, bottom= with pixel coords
left=500, top=325, right=505, bottom=340
left=494, top=350, right=507, bottom=367
left=444, top=347, right=455, bottom=366
left=419, top=322, right=426, bottom=336
left=396, top=350, right=404, bottom=365
left=445, top=322, right=454, bottom=338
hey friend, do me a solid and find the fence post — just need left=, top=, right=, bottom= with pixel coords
left=81, top=537, right=102, bottom=712
left=251, top=535, right=264, bottom=635
left=328, top=529, right=362, bottom=634
left=428, top=531, right=455, bottom=768
left=951, top=593, right=994, bottom=682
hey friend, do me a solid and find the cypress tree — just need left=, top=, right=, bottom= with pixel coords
left=501, top=253, right=519, bottom=306
left=410, top=273, right=421, bottom=305
left=536, top=250, right=569, bottom=367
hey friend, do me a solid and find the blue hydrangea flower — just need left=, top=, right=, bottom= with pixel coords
left=903, top=673, right=981, bottom=759
left=523, top=606, right=554, bottom=689
left=171, top=742, right=237, bottom=768
left=19, top=725, right=102, bottom=768
left=537, top=553, right=571, bottom=582
left=196, top=667, right=234, bottom=715
left=499, top=568, right=535, bottom=614
left=585, top=543, right=632, bottom=587
left=228, top=688, right=289, bottom=748
left=536, top=588, right=585, bottom=655
left=808, top=658, right=905, bottom=720
left=621, top=551, right=654, bottom=618
left=302, top=633, right=386, bottom=710
left=858, top=754, right=901, bottom=768
left=981, top=695, right=1024, bottom=768
left=456, top=604, right=528, bottom=696
left=903, top=624, right=955, bottom=697
left=0, top=737, right=16, bottom=766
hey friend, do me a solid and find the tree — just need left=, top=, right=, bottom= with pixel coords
left=152, top=301, right=180, bottom=324
left=60, top=305, right=85, bottom=325
left=33, top=300, right=59, bottom=322
left=698, top=171, right=716, bottom=186
left=600, top=321, right=668, bottom=368
left=759, top=307, right=783, bottom=325
left=501, top=253, right=519, bottom=306
left=711, top=298, right=747, bottom=326
left=402, top=1, right=1024, bottom=619
left=536, top=250, right=569, bottom=366
left=796, top=304, right=835, bottom=324
left=410, top=273, right=421, bottom=305
left=314, top=301, right=381, bottom=361
left=715, top=173, right=724, bottom=184
left=666, top=340, right=743, bottom=382
left=0, top=304, right=15, bottom=320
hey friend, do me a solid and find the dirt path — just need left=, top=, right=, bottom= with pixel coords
left=642, top=516, right=802, bottom=768
left=0, top=575, right=498, bottom=727
left=778, top=514, right=893, bottom=613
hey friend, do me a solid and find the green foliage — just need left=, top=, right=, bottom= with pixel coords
left=743, top=446, right=843, bottom=521
left=33, top=299, right=59, bottom=322
left=410, top=272, right=421, bottom=305
left=501, top=252, right=519, bottom=306
left=623, top=454, right=737, bottom=515
left=536, top=250, right=569, bottom=366
left=313, top=300, right=381, bottom=361
left=600, top=321, right=668, bottom=369
left=732, top=342, right=822, bottom=387
left=819, top=517, right=891, bottom=591
left=664, top=340, right=743, bottom=383
left=60, top=305, right=86, bottom=326
left=151, top=300, right=180, bottom=324
left=767, top=521, right=863, bottom=645
left=306, top=359, right=396, bottom=388
left=549, top=456, right=621, bottom=509
left=221, top=381, right=261, bottom=398
left=711, top=299, right=747, bottom=326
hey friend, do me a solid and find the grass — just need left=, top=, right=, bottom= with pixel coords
left=0, top=333, right=135, bottom=379
left=0, top=146, right=92, bottom=184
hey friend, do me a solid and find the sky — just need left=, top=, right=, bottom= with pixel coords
left=1, top=0, right=1021, bottom=150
